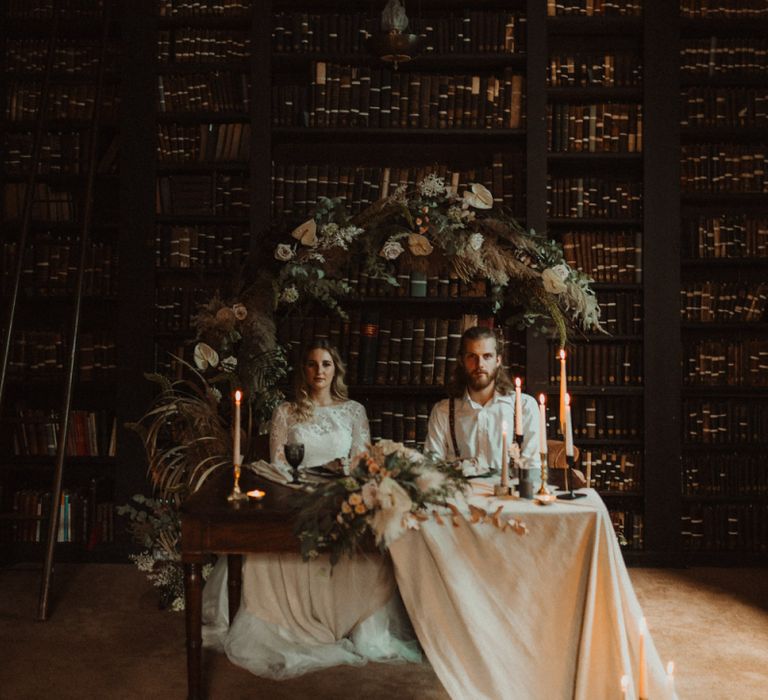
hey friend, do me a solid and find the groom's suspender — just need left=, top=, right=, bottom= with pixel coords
left=449, top=399, right=461, bottom=459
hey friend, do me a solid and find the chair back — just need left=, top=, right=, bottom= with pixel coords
left=546, top=439, right=579, bottom=469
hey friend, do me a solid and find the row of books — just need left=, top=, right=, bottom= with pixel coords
left=157, top=122, right=250, bottom=162
left=302, top=64, right=525, bottom=130
left=680, top=144, right=768, bottom=193
left=153, top=339, right=187, bottom=378
left=1, top=239, right=117, bottom=298
left=155, top=286, right=208, bottom=333
left=157, top=29, right=250, bottom=64
left=680, top=282, right=768, bottom=322
left=4, top=183, right=76, bottom=222
left=547, top=52, right=642, bottom=87
left=560, top=230, right=643, bottom=283
left=5, top=84, right=119, bottom=122
left=547, top=0, right=642, bottom=15
left=681, top=503, right=768, bottom=552
left=545, top=395, right=643, bottom=440
left=587, top=290, right=643, bottom=335
left=365, top=400, right=430, bottom=451
left=585, top=449, right=643, bottom=492
left=683, top=339, right=768, bottom=386
left=4, top=488, right=114, bottom=546
left=683, top=453, right=768, bottom=496
left=271, top=160, right=523, bottom=219
left=547, top=177, right=643, bottom=219
left=683, top=399, right=768, bottom=443
left=8, top=331, right=116, bottom=379
left=272, top=11, right=526, bottom=56
left=154, top=225, right=249, bottom=270
left=609, top=510, right=644, bottom=550
left=5, top=39, right=111, bottom=75
left=681, top=215, right=768, bottom=259
left=158, top=0, right=250, bottom=16
left=4, top=131, right=86, bottom=175
left=12, top=409, right=116, bottom=457
left=680, top=87, right=768, bottom=129
left=155, top=174, right=249, bottom=216
left=547, top=102, right=643, bottom=153
left=278, top=313, right=525, bottom=388
left=680, top=39, right=768, bottom=74
left=5, top=0, right=104, bottom=18
left=680, top=1, right=768, bottom=17
left=548, top=342, right=643, bottom=386
left=156, top=73, right=250, bottom=113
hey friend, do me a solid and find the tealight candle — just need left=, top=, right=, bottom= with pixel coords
left=246, top=489, right=266, bottom=501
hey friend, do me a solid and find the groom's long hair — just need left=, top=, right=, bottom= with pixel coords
left=446, top=326, right=514, bottom=398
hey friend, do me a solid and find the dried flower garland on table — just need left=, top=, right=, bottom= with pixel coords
left=294, top=440, right=527, bottom=566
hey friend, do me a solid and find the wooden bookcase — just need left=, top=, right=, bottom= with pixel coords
left=0, top=0, right=122, bottom=562
left=3, top=0, right=766, bottom=566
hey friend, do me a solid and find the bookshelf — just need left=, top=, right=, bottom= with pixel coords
left=678, top=2, right=768, bottom=564
left=3, top=0, right=767, bottom=567
left=0, top=0, right=120, bottom=562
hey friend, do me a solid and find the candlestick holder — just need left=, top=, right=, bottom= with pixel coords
left=227, top=463, right=248, bottom=502
left=537, top=452, right=553, bottom=498
left=493, top=483, right=512, bottom=497
left=556, top=455, right=587, bottom=500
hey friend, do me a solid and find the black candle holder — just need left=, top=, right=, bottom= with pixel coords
left=557, top=455, right=587, bottom=500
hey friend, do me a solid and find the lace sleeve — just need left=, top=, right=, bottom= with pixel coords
left=269, top=403, right=291, bottom=469
left=349, top=402, right=371, bottom=458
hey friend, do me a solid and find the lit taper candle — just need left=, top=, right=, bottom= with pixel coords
left=559, top=348, right=567, bottom=435
left=538, top=394, right=548, bottom=455
left=501, top=420, right=508, bottom=488
left=565, top=392, right=574, bottom=458
left=514, top=377, right=523, bottom=436
left=234, top=389, right=242, bottom=467
left=639, top=616, right=648, bottom=700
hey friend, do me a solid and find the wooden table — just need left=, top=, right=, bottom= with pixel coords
left=180, top=469, right=300, bottom=700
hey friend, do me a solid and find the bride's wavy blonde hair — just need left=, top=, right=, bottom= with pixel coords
left=292, top=340, right=349, bottom=421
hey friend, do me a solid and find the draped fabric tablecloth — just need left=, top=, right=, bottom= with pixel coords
left=389, top=485, right=675, bottom=700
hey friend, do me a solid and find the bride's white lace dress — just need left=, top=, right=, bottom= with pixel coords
left=202, top=400, right=421, bottom=679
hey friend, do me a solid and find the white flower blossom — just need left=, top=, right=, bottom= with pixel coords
left=220, top=355, right=238, bottom=372
left=171, top=596, right=185, bottom=612
left=368, top=476, right=413, bottom=548
left=391, top=183, right=408, bottom=203
left=415, top=469, right=446, bottom=493
left=274, top=243, right=294, bottom=261
left=462, top=183, right=494, bottom=209
left=379, top=238, right=405, bottom=260
left=469, top=233, right=484, bottom=251
left=361, top=481, right=379, bottom=509
left=542, top=264, right=570, bottom=295
left=209, top=387, right=222, bottom=402
left=193, top=342, right=219, bottom=370
left=232, top=303, right=247, bottom=320
left=418, top=173, right=446, bottom=197
left=279, top=285, right=299, bottom=304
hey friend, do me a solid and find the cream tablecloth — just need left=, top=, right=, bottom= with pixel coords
left=389, top=485, right=675, bottom=700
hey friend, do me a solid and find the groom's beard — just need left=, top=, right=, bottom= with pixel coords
left=465, top=364, right=499, bottom=392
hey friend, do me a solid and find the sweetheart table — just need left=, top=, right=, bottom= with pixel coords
left=181, top=471, right=674, bottom=700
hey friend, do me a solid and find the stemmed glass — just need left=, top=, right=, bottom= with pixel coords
left=284, top=443, right=305, bottom=483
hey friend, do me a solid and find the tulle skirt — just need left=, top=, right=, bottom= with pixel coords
left=202, top=552, right=422, bottom=680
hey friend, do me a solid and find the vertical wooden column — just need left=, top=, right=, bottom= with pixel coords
left=524, top=0, right=549, bottom=395
left=642, top=1, right=681, bottom=561
left=115, top=0, right=157, bottom=528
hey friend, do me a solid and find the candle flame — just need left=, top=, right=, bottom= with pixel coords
left=539, top=393, right=546, bottom=405
left=565, top=392, right=571, bottom=407
left=667, top=661, right=674, bottom=677
left=515, top=377, right=521, bottom=388
left=559, top=349, right=566, bottom=360
left=235, top=389, right=242, bottom=402
left=620, top=675, right=629, bottom=691
left=246, top=489, right=265, bottom=500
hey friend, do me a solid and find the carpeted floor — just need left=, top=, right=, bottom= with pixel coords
left=0, top=563, right=766, bottom=699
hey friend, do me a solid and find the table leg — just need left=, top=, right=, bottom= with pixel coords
left=184, top=562, right=203, bottom=700
left=227, top=553, right=242, bottom=624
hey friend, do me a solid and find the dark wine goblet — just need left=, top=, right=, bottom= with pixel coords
left=284, top=443, right=305, bottom=483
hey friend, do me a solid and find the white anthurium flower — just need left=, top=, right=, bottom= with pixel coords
left=368, top=476, right=414, bottom=547
left=193, top=342, right=219, bottom=370
left=462, top=183, right=494, bottom=209
left=274, top=243, right=294, bottom=261
left=291, top=218, right=318, bottom=246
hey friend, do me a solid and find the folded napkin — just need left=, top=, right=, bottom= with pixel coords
left=246, top=459, right=293, bottom=486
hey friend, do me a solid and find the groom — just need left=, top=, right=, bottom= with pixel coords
left=424, top=325, right=541, bottom=477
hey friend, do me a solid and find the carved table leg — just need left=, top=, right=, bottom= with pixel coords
left=184, top=562, right=203, bottom=700
left=227, top=553, right=243, bottom=625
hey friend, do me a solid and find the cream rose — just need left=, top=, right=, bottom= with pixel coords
left=379, top=238, right=404, bottom=260
left=541, top=264, right=570, bottom=295
left=274, top=243, right=294, bottom=261
left=469, top=232, right=484, bottom=251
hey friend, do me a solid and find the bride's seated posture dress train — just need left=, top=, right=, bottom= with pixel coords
left=202, top=342, right=420, bottom=679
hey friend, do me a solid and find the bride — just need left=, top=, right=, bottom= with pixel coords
left=202, top=340, right=420, bottom=678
